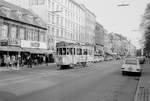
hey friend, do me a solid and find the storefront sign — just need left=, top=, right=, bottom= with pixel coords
left=0, top=39, right=8, bottom=46
left=30, top=42, right=40, bottom=48
left=8, top=38, right=20, bottom=46
left=21, top=40, right=47, bottom=49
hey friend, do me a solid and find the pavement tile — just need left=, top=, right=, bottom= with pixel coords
left=134, top=59, right=150, bottom=101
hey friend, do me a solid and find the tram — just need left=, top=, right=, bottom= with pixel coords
left=55, top=41, right=91, bottom=69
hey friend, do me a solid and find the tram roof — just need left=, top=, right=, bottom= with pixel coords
left=56, top=41, right=94, bottom=47
left=56, top=41, right=86, bottom=47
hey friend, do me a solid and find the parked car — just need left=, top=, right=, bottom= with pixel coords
left=116, top=56, right=121, bottom=60
left=104, top=56, right=113, bottom=61
left=136, top=56, right=145, bottom=64
left=121, top=57, right=142, bottom=76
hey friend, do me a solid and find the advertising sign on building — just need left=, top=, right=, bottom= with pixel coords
left=0, top=39, right=8, bottom=46
left=21, top=40, right=47, bottom=49
left=8, top=38, right=21, bottom=46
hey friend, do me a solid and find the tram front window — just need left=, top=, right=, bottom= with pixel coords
left=62, top=48, right=66, bottom=55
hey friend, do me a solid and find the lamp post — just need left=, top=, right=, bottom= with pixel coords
left=48, top=10, right=62, bottom=14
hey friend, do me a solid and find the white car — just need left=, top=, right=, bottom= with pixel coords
left=121, top=58, right=142, bottom=75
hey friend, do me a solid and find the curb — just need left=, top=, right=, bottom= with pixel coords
left=133, top=75, right=142, bottom=101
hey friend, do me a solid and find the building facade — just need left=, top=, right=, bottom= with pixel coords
left=0, top=0, right=49, bottom=66
left=94, top=22, right=106, bottom=56
left=5, top=0, right=96, bottom=53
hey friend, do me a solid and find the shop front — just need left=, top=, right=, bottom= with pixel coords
left=21, top=40, right=54, bottom=64
left=0, top=38, right=23, bottom=67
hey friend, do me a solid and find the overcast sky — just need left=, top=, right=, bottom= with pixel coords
left=76, top=0, right=150, bottom=49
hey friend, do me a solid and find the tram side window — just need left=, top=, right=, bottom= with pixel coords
left=66, top=48, right=69, bottom=55
left=83, top=49, right=88, bottom=55
left=70, top=48, right=74, bottom=55
left=57, top=48, right=59, bottom=55
left=77, top=48, right=82, bottom=55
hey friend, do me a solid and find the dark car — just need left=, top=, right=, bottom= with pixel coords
left=136, top=56, right=145, bottom=64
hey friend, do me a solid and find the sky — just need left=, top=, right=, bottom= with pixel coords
left=76, top=0, right=150, bottom=49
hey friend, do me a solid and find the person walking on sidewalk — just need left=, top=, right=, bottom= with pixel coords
left=11, top=55, right=16, bottom=69
left=27, top=55, right=32, bottom=68
left=46, top=55, right=49, bottom=66
left=6, top=55, right=10, bottom=69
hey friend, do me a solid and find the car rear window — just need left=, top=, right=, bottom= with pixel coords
left=125, top=59, right=137, bottom=65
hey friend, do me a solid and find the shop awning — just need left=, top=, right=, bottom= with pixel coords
left=23, top=48, right=53, bottom=54
left=0, top=46, right=24, bottom=52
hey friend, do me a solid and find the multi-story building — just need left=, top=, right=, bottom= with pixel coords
left=0, top=0, right=48, bottom=66
left=5, top=0, right=96, bottom=52
left=80, top=4, right=96, bottom=45
left=104, top=33, right=113, bottom=55
left=128, top=41, right=137, bottom=56
left=94, top=22, right=106, bottom=56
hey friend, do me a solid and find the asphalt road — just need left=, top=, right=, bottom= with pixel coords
left=0, top=60, right=140, bottom=101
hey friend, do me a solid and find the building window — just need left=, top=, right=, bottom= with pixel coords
left=39, top=30, right=46, bottom=42
left=26, top=28, right=33, bottom=41
left=20, top=27, right=25, bottom=40
left=34, top=29, right=39, bottom=41
left=52, top=14, right=54, bottom=24
left=56, top=29, right=59, bottom=36
left=61, top=29, right=63, bottom=37
left=52, top=27, right=54, bottom=36
left=0, top=23, right=8, bottom=39
left=10, top=25, right=17, bottom=39
left=29, top=0, right=45, bottom=6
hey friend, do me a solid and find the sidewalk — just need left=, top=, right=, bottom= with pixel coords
left=134, top=59, right=150, bottom=101
left=0, top=63, right=56, bottom=72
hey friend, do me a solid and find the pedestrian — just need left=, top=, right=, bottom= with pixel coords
left=46, top=55, right=49, bottom=66
left=27, top=55, right=32, bottom=68
left=3, top=55, right=7, bottom=67
left=43, top=56, right=46, bottom=64
left=11, top=55, right=16, bottom=69
left=6, top=55, right=10, bottom=69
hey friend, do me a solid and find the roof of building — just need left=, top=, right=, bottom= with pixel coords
left=80, top=4, right=96, bottom=17
left=0, top=0, right=46, bottom=29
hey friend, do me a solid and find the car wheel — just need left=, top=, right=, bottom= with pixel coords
left=138, top=72, right=142, bottom=76
left=122, top=71, right=125, bottom=75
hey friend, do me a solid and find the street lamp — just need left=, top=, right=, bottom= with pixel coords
left=48, top=10, right=62, bottom=14
left=117, top=3, right=130, bottom=7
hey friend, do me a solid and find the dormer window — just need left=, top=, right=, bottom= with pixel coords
left=11, top=10, right=22, bottom=19
left=0, top=5, right=11, bottom=17
left=22, top=13, right=33, bottom=23
left=34, top=17, right=42, bottom=26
